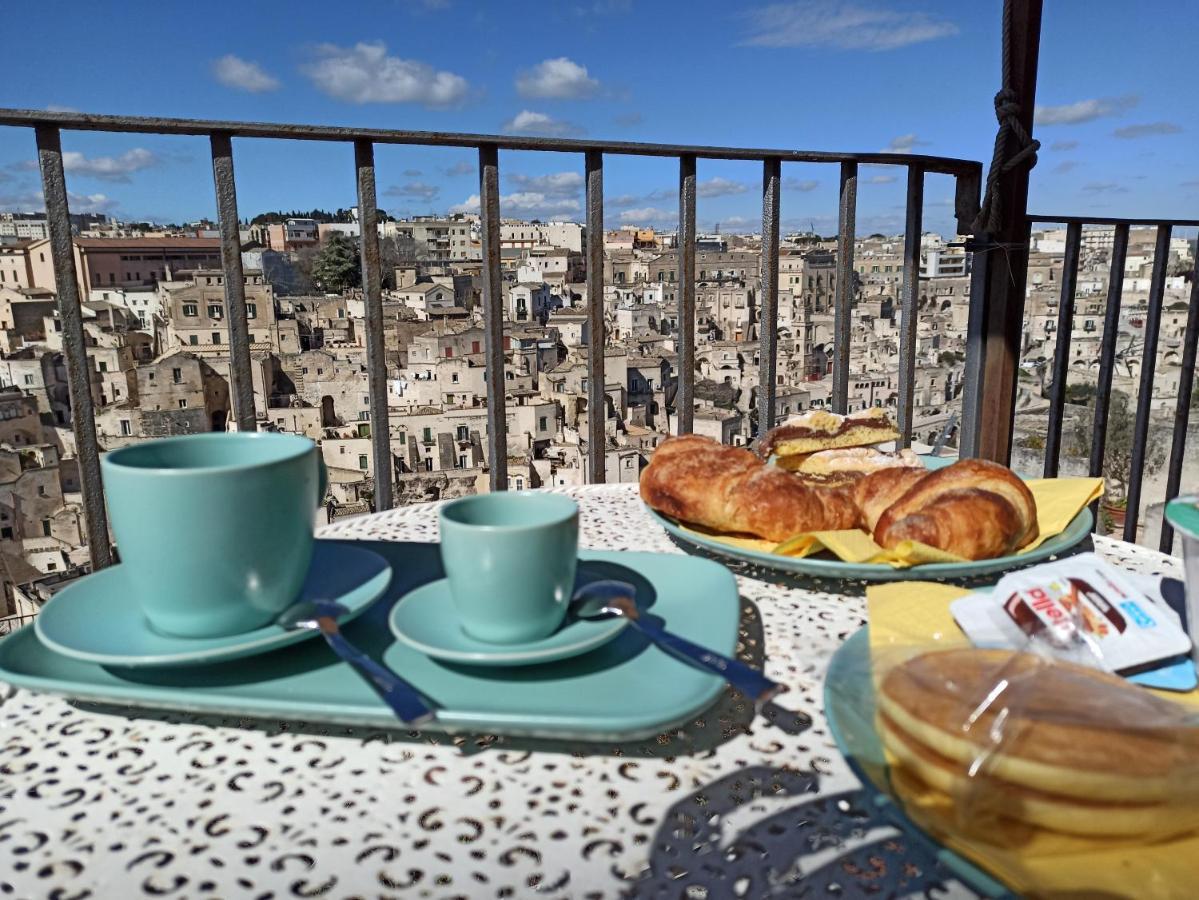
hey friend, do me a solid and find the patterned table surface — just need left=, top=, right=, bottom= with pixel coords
left=0, top=484, right=1184, bottom=899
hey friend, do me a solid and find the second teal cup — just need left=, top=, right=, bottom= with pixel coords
left=438, top=492, right=579, bottom=644
left=101, top=432, right=327, bottom=638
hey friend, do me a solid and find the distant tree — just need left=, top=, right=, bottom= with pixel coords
left=1063, top=382, right=1096, bottom=405
left=1069, top=390, right=1164, bottom=500
left=311, top=234, right=360, bottom=293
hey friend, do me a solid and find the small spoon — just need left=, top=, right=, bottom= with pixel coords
left=278, top=600, right=435, bottom=727
left=569, top=580, right=786, bottom=710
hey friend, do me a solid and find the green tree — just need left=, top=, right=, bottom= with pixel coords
left=311, top=234, right=360, bottom=293
left=1070, top=390, right=1165, bottom=500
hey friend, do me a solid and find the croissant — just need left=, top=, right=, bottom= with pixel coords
left=639, top=435, right=860, bottom=542
left=864, top=459, right=1039, bottom=559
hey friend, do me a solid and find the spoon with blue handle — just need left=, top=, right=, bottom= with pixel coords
left=278, top=600, right=435, bottom=727
left=569, top=580, right=786, bottom=710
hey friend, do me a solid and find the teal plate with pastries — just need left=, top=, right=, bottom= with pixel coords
left=644, top=456, right=1093, bottom=582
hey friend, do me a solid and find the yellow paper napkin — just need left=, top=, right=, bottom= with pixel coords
left=863, top=581, right=1199, bottom=898
left=681, top=475, right=1105, bottom=569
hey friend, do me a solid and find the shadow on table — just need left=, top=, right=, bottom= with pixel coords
left=626, top=765, right=969, bottom=898
left=70, top=541, right=802, bottom=759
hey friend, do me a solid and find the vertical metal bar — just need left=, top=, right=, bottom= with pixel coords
left=757, top=158, right=781, bottom=437
left=35, top=126, right=112, bottom=570
left=896, top=166, right=924, bottom=448
left=1160, top=260, right=1199, bottom=552
left=959, top=240, right=991, bottom=457
left=973, top=0, right=1043, bottom=463
left=209, top=133, right=256, bottom=432
left=1043, top=221, right=1082, bottom=477
left=585, top=149, right=606, bottom=483
left=676, top=154, right=696, bottom=435
left=1089, top=224, right=1129, bottom=481
left=832, top=161, right=857, bottom=414
left=478, top=144, right=507, bottom=490
left=1123, top=224, right=1171, bottom=541
left=354, top=139, right=393, bottom=510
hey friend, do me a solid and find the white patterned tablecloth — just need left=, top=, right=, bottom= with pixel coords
left=0, top=484, right=1183, bottom=898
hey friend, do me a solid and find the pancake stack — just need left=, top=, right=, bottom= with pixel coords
left=877, top=648, right=1199, bottom=839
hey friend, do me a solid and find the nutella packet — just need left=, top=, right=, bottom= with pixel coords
left=951, top=553, right=1193, bottom=676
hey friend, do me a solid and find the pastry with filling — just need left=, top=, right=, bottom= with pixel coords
left=759, top=407, right=900, bottom=460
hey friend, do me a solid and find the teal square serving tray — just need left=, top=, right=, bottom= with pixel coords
left=0, top=541, right=740, bottom=741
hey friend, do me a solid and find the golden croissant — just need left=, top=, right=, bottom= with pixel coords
left=640, top=436, right=1038, bottom=560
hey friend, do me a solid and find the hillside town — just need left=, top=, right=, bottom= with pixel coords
left=0, top=207, right=1195, bottom=628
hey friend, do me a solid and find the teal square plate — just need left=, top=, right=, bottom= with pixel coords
left=647, top=456, right=1093, bottom=582
left=0, top=540, right=740, bottom=741
left=824, top=628, right=1014, bottom=898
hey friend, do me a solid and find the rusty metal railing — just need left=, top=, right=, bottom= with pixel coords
left=1029, top=214, right=1199, bottom=550
left=0, top=108, right=984, bottom=569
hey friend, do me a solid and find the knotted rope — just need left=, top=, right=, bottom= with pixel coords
left=971, top=0, right=1040, bottom=236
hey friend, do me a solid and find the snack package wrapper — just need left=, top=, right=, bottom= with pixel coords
left=838, top=581, right=1199, bottom=898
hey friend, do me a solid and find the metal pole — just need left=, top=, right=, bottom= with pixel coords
left=35, top=126, right=112, bottom=569
left=1160, top=258, right=1199, bottom=552
left=209, top=132, right=257, bottom=432
left=832, top=161, right=857, bottom=414
left=897, top=166, right=924, bottom=448
left=354, top=139, right=393, bottom=510
left=676, top=155, right=696, bottom=434
left=1042, top=221, right=1082, bottom=476
left=585, top=150, right=606, bottom=482
left=478, top=144, right=507, bottom=490
left=757, top=158, right=781, bottom=437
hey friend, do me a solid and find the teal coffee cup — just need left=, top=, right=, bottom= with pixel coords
left=438, top=492, right=578, bottom=644
left=101, top=432, right=327, bottom=638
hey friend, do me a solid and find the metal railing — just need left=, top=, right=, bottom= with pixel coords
left=1031, top=214, right=1199, bottom=551
left=1, top=107, right=988, bottom=569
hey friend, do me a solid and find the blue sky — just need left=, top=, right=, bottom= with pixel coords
left=2, top=0, right=1197, bottom=236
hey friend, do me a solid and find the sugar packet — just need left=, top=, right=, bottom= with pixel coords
left=950, top=553, right=1192, bottom=675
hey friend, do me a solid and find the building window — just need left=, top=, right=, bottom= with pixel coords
left=246, top=303, right=257, bottom=319
left=42, top=519, right=51, bottom=536
left=120, top=419, right=131, bottom=435
left=172, top=367, right=182, bottom=383
left=456, top=425, right=469, bottom=441
left=178, top=400, right=187, bottom=408
left=208, top=304, right=223, bottom=319
left=424, top=458, right=433, bottom=472
left=189, top=335, right=198, bottom=345
left=357, top=411, right=369, bottom=421
left=38, top=485, right=47, bottom=497
left=514, top=477, right=524, bottom=490
left=457, top=454, right=467, bottom=469
left=399, top=433, right=406, bottom=444
left=98, top=361, right=108, bottom=373
left=539, top=416, right=548, bottom=431
left=358, top=454, right=368, bottom=469
left=451, top=372, right=459, bottom=383
left=472, top=341, right=481, bottom=354
left=301, top=367, right=308, bottom=374
left=212, top=333, right=221, bottom=344
left=183, top=304, right=198, bottom=317
left=23, top=374, right=33, bottom=385
left=422, top=427, right=432, bottom=443
left=444, top=347, right=453, bottom=358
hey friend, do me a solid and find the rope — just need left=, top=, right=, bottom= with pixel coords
left=971, top=0, right=1040, bottom=236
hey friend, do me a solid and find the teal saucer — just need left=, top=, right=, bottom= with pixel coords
left=35, top=542, right=391, bottom=668
left=390, top=575, right=629, bottom=667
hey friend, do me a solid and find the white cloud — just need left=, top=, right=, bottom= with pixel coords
left=1081, top=182, right=1128, bottom=194
left=444, top=161, right=474, bottom=176
left=696, top=177, right=749, bottom=198
left=1052, top=161, right=1079, bottom=175
left=0, top=189, right=118, bottom=215
left=502, top=110, right=584, bottom=137
left=607, top=193, right=642, bottom=208
left=1050, top=140, right=1079, bottom=151
left=516, top=58, right=600, bottom=100
left=302, top=42, right=469, bottom=107
left=618, top=206, right=674, bottom=224
left=783, top=178, right=819, bottom=192
left=46, top=104, right=79, bottom=113
left=885, top=133, right=929, bottom=153
left=449, top=191, right=582, bottom=220
left=743, top=2, right=958, bottom=51
left=212, top=55, right=280, bottom=93
left=1113, top=121, right=1182, bottom=139
left=865, top=174, right=897, bottom=184
left=508, top=171, right=584, bottom=196
left=1035, top=95, right=1138, bottom=126
left=614, top=111, right=643, bottom=127
left=402, top=168, right=423, bottom=177
left=385, top=181, right=441, bottom=202
left=61, top=148, right=159, bottom=183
